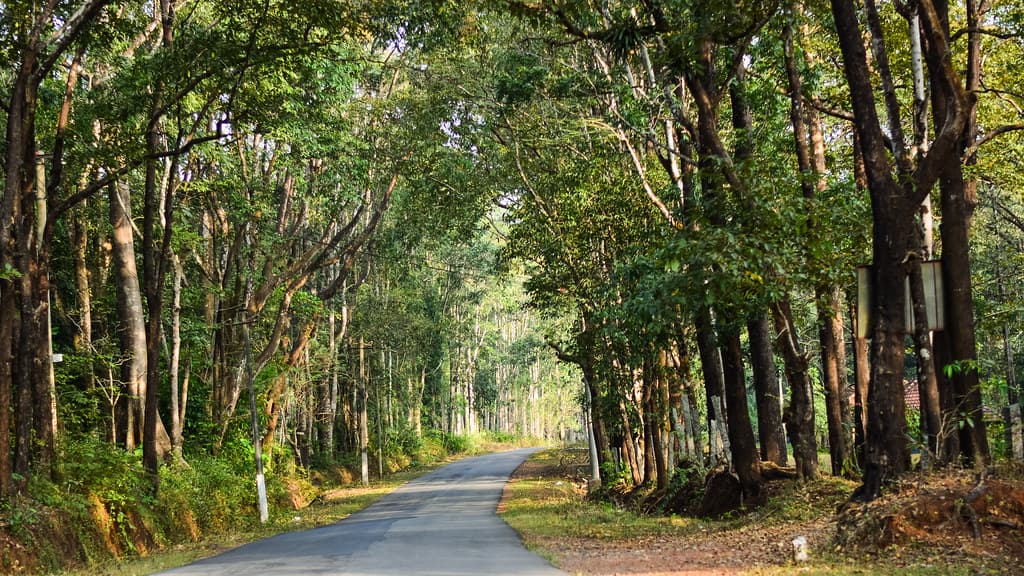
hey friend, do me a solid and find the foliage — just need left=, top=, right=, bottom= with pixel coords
left=2, top=0, right=1023, bottom=570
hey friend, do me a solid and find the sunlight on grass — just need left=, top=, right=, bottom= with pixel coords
left=501, top=449, right=855, bottom=544
left=499, top=450, right=1013, bottom=576
left=501, top=450, right=705, bottom=543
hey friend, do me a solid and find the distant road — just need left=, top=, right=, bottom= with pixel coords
left=158, top=448, right=566, bottom=575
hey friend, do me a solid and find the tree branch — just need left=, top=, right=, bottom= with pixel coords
left=52, top=128, right=228, bottom=221
left=909, top=0, right=972, bottom=206
left=37, top=0, right=112, bottom=80
left=963, top=123, right=1024, bottom=160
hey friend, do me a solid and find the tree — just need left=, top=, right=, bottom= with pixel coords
left=2, top=0, right=113, bottom=496
left=829, top=0, right=974, bottom=499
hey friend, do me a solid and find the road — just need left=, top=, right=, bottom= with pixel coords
left=158, top=448, right=566, bottom=575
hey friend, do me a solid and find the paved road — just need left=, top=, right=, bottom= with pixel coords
left=159, top=448, right=566, bottom=575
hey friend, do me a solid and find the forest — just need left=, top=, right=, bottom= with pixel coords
left=1, top=0, right=1023, bottom=570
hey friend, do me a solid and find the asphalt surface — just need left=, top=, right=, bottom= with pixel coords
left=158, top=448, right=566, bottom=575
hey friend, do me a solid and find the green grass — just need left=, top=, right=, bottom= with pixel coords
left=501, top=449, right=704, bottom=541
left=501, top=449, right=854, bottom=542
left=500, top=449, right=1018, bottom=576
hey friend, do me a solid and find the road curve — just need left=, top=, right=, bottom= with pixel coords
left=158, top=448, right=566, bottom=575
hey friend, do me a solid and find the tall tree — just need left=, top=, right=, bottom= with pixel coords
left=1, top=0, right=113, bottom=495
left=829, top=0, right=972, bottom=499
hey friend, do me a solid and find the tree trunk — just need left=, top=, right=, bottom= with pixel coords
left=319, top=309, right=345, bottom=461
left=72, top=201, right=94, bottom=389
left=642, top=389, right=656, bottom=488
left=141, top=0, right=176, bottom=489
left=669, top=332, right=697, bottom=463
left=785, top=16, right=850, bottom=476
left=930, top=0, right=989, bottom=467
left=359, top=337, right=369, bottom=485
left=0, top=0, right=110, bottom=496
left=772, top=299, right=819, bottom=480
left=748, top=313, right=786, bottom=466
left=827, top=290, right=852, bottom=472
left=852, top=329, right=871, bottom=471
left=8, top=43, right=58, bottom=485
left=1, top=9, right=39, bottom=499
left=579, top=349, right=610, bottom=467
left=861, top=221, right=913, bottom=497
left=656, top=350, right=671, bottom=488
left=933, top=333, right=962, bottom=462
left=805, top=30, right=854, bottom=477
left=830, top=0, right=971, bottom=500
left=819, top=292, right=850, bottom=476
left=110, top=180, right=147, bottom=450
left=584, top=371, right=602, bottom=488
left=721, top=328, right=761, bottom=499
left=909, top=255, right=942, bottom=464
left=262, top=318, right=315, bottom=448
left=619, top=399, right=642, bottom=485
left=695, top=307, right=726, bottom=460
left=169, top=252, right=185, bottom=460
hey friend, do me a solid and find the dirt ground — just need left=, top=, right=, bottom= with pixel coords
left=503, top=455, right=1024, bottom=575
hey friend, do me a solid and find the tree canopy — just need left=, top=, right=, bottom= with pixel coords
left=2, top=0, right=1023, bottom=525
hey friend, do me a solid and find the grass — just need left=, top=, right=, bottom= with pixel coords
left=500, top=449, right=1019, bottom=576
left=501, top=449, right=704, bottom=543
left=501, top=448, right=851, bottom=542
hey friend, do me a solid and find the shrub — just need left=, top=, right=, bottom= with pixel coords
left=159, top=456, right=256, bottom=536
left=484, top=431, right=519, bottom=444
left=415, top=433, right=447, bottom=465
left=438, top=432, right=478, bottom=455
left=58, top=437, right=153, bottom=547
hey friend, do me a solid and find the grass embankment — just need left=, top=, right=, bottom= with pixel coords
left=500, top=449, right=1020, bottom=576
left=2, top=432, right=538, bottom=575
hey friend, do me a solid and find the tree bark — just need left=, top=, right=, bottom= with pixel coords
left=262, top=318, right=316, bottom=448
left=929, top=0, right=990, bottom=467
left=772, top=300, right=819, bottom=480
left=141, top=0, right=176, bottom=489
left=748, top=314, right=786, bottom=466
left=110, top=180, right=147, bottom=450
left=72, top=201, right=94, bottom=390
left=721, top=328, right=761, bottom=499
left=6, top=34, right=43, bottom=492
left=819, top=295, right=850, bottom=476
left=695, top=307, right=726, bottom=461
left=0, top=0, right=111, bottom=496
left=785, top=16, right=851, bottom=476
left=830, top=0, right=971, bottom=500
left=359, top=337, right=370, bottom=486
left=852, top=327, right=870, bottom=469
left=642, top=377, right=657, bottom=487
left=909, top=254, right=942, bottom=463
left=619, top=398, right=642, bottom=485
left=169, top=253, right=185, bottom=460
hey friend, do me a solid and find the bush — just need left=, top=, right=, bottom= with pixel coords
left=414, top=433, right=447, bottom=465
left=159, top=456, right=256, bottom=536
left=426, top=431, right=480, bottom=455
left=484, top=431, right=519, bottom=444
left=58, top=437, right=154, bottom=548
left=388, top=425, right=424, bottom=456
